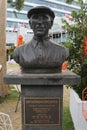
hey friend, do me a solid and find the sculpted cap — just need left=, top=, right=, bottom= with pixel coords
left=27, top=6, right=55, bottom=19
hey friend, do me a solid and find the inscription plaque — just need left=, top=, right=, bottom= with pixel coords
left=24, top=98, right=60, bottom=125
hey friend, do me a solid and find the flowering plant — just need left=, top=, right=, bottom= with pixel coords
left=8, top=46, right=16, bottom=56
left=62, top=0, right=87, bottom=99
left=16, top=35, right=24, bottom=47
left=82, top=37, right=87, bottom=56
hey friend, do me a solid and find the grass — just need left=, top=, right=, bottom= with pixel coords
left=63, top=107, right=74, bottom=130
left=0, top=86, right=19, bottom=103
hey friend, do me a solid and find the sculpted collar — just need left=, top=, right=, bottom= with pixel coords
left=31, top=36, right=50, bottom=48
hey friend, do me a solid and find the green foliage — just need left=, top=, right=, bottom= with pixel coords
left=63, top=107, right=74, bottom=130
left=15, top=0, right=25, bottom=11
left=7, top=46, right=16, bottom=56
left=7, top=0, right=13, bottom=3
left=0, top=86, right=19, bottom=104
left=62, top=0, right=87, bottom=99
left=7, top=0, right=13, bottom=2
left=7, top=0, right=25, bottom=11
left=65, top=0, right=74, bottom=4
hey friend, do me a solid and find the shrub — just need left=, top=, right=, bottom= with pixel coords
left=61, top=0, right=87, bottom=99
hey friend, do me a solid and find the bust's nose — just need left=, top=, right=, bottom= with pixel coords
left=36, top=20, right=44, bottom=27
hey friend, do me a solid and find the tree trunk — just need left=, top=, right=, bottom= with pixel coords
left=0, top=0, right=8, bottom=97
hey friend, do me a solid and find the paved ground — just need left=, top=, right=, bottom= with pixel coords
left=0, top=100, right=21, bottom=130
left=0, top=62, right=70, bottom=130
left=0, top=87, right=70, bottom=130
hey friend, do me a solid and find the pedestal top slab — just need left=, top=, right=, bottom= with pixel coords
left=4, top=69, right=80, bottom=85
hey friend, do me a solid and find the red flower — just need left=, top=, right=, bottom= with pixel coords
left=83, top=45, right=87, bottom=54
left=62, top=61, right=68, bottom=70
left=17, top=35, right=23, bottom=47
left=82, top=37, right=87, bottom=45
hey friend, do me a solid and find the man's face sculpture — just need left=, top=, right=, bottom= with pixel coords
left=29, top=14, right=53, bottom=37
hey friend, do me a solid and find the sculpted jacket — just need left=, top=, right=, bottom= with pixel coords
left=13, top=37, right=69, bottom=73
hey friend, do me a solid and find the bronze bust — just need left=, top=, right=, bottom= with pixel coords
left=13, top=6, right=69, bottom=73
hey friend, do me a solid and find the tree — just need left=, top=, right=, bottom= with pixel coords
left=62, top=0, right=87, bottom=99
left=7, top=0, right=25, bottom=11
left=0, top=0, right=7, bottom=97
left=0, top=0, right=24, bottom=97
left=66, top=0, right=74, bottom=4
left=66, top=0, right=87, bottom=4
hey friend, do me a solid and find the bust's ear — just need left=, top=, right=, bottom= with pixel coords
left=49, top=20, right=53, bottom=29
left=29, top=20, right=32, bottom=29
left=51, top=20, right=53, bottom=28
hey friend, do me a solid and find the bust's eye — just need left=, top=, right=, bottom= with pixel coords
left=31, top=14, right=50, bottom=21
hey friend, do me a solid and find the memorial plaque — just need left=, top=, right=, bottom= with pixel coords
left=24, top=97, right=60, bottom=125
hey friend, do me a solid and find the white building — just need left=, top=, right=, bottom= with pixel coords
left=6, top=0, right=80, bottom=45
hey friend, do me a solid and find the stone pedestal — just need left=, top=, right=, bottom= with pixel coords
left=4, top=70, right=80, bottom=130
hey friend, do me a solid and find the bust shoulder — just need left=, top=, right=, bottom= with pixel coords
left=13, top=41, right=32, bottom=62
left=49, top=39, right=68, bottom=51
left=48, top=39, right=69, bottom=60
left=15, top=40, right=32, bottom=51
